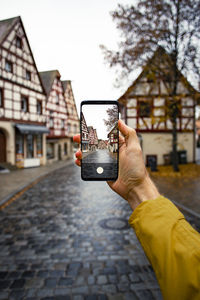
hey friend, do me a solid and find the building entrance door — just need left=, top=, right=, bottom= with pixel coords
left=0, top=129, right=6, bottom=162
left=58, top=144, right=62, bottom=160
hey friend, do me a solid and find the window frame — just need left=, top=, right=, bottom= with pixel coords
left=21, top=95, right=29, bottom=112
left=36, top=135, right=43, bottom=157
left=56, top=92, right=59, bottom=105
left=36, top=100, right=42, bottom=115
left=0, top=88, right=4, bottom=108
left=16, top=36, right=23, bottom=49
left=61, top=119, right=65, bottom=129
left=138, top=101, right=151, bottom=118
left=5, top=60, right=13, bottom=73
left=26, top=70, right=31, bottom=81
left=26, top=134, right=34, bottom=158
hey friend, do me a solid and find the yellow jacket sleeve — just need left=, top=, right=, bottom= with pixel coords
left=129, top=195, right=200, bottom=300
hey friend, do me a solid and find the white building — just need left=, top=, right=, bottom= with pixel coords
left=118, top=47, right=199, bottom=166
left=0, top=16, right=48, bottom=168
left=40, top=70, right=79, bottom=162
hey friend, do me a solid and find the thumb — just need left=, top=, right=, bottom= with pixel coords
left=118, top=120, right=137, bottom=147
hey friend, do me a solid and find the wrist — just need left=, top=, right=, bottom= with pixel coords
left=127, top=176, right=160, bottom=211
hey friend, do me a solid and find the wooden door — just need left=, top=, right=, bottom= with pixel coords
left=0, top=130, right=6, bottom=162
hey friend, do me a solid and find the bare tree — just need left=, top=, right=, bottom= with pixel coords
left=104, top=105, right=118, bottom=132
left=101, top=0, right=200, bottom=171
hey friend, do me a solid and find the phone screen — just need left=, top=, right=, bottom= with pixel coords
left=81, top=100, right=119, bottom=181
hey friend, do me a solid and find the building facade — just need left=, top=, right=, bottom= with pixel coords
left=118, top=47, right=198, bottom=165
left=81, top=112, right=89, bottom=152
left=0, top=16, right=48, bottom=168
left=40, top=70, right=79, bottom=163
left=88, top=126, right=98, bottom=151
left=62, top=80, right=79, bottom=140
left=107, top=124, right=118, bottom=153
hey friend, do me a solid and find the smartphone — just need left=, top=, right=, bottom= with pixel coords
left=80, top=100, right=119, bottom=181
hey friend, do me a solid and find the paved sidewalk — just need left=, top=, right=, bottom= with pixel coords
left=0, top=159, right=74, bottom=207
left=0, top=164, right=162, bottom=300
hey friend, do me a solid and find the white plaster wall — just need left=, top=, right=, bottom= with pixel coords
left=0, top=121, right=15, bottom=165
left=141, top=132, right=194, bottom=165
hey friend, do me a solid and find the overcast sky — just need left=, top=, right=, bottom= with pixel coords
left=0, top=0, right=134, bottom=114
left=82, top=103, right=117, bottom=139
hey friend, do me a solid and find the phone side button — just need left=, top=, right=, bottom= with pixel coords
left=96, top=167, right=104, bottom=174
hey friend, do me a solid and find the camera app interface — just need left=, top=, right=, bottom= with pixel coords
left=81, top=103, right=118, bottom=179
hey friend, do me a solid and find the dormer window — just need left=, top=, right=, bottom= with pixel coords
left=5, top=60, right=13, bottom=73
left=26, top=70, right=31, bottom=81
left=16, top=36, right=22, bottom=49
left=21, top=95, right=29, bottom=112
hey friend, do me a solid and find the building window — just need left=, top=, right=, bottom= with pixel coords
left=50, top=118, right=54, bottom=128
left=16, top=36, right=22, bottom=48
left=61, top=119, right=65, bottom=129
left=36, top=135, right=43, bottom=157
left=26, top=70, right=31, bottom=81
left=49, top=111, right=54, bottom=128
left=168, top=100, right=181, bottom=119
left=73, top=124, right=77, bottom=133
left=37, top=100, right=42, bottom=115
left=56, top=93, right=59, bottom=104
left=26, top=134, right=34, bottom=158
left=16, top=132, right=24, bottom=155
left=64, top=143, right=68, bottom=155
left=47, top=143, right=54, bottom=159
left=138, top=101, right=151, bottom=117
left=67, top=123, right=71, bottom=133
left=0, top=88, right=3, bottom=107
left=21, top=95, right=29, bottom=112
left=5, top=60, right=13, bottom=73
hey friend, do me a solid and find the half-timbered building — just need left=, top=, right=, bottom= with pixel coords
left=62, top=80, right=79, bottom=138
left=107, top=124, right=118, bottom=153
left=40, top=70, right=73, bottom=162
left=88, top=126, right=98, bottom=151
left=118, top=47, right=198, bottom=165
left=0, top=16, right=48, bottom=168
left=81, top=112, right=89, bottom=152
left=98, top=140, right=107, bottom=149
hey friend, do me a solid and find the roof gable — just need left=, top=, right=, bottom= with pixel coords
left=0, top=16, right=46, bottom=94
left=118, top=47, right=198, bottom=102
left=40, top=70, right=61, bottom=97
left=0, top=16, right=19, bottom=45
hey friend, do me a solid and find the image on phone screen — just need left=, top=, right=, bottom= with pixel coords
left=81, top=101, right=119, bottom=181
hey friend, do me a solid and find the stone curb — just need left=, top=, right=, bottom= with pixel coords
left=0, top=160, right=74, bottom=209
left=172, top=199, right=200, bottom=219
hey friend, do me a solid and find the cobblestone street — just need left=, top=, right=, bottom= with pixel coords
left=83, top=150, right=117, bottom=164
left=0, top=163, right=162, bottom=300
left=82, top=150, right=118, bottom=179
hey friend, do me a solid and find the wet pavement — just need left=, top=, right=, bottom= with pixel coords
left=83, top=150, right=117, bottom=164
left=152, top=175, right=200, bottom=215
left=82, top=150, right=118, bottom=180
left=0, top=163, right=162, bottom=300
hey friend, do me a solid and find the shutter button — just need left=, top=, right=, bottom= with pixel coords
left=96, top=167, right=104, bottom=174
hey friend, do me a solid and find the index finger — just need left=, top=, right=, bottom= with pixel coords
left=73, top=134, right=80, bottom=144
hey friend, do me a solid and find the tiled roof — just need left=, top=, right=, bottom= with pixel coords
left=39, top=70, right=61, bottom=97
left=62, top=80, right=71, bottom=91
left=0, top=16, right=20, bottom=45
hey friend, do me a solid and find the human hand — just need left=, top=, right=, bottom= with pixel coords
left=73, top=120, right=160, bottom=210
